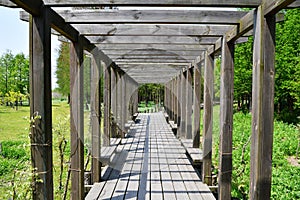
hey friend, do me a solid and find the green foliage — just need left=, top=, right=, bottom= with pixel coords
left=55, top=42, right=70, bottom=97
left=138, top=83, right=164, bottom=104
left=212, top=110, right=300, bottom=199
left=0, top=51, right=29, bottom=105
left=275, top=8, right=300, bottom=124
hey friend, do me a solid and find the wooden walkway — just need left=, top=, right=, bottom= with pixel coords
left=86, top=113, right=215, bottom=200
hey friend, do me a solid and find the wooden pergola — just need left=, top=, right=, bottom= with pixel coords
left=1, top=0, right=299, bottom=199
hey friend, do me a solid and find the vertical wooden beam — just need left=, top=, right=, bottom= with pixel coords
left=203, top=52, right=214, bottom=185
left=180, top=70, right=187, bottom=138
left=70, top=39, right=84, bottom=200
left=177, top=74, right=181, bottom=129
left=186, top=66, right=193, bottom=139
left=91, top=51, right=102, bottom=183
left=111, top=67, right=117, bottom=137
left=219, top=38, right=235, bottom=199
left=193, top=63, right=201, bottom=148
left=174, top=77, right=178, bottom=124
left=116, top=70, right=122, bottom=136
left=121, top=72, right=126, bottom=133
left=171, top=79, right=174, bottom=119
left=103, top=63, right=111, bottom=146
left=29, top=10, right=53, bottom=200
left=250, top=6, right=276, bottom=200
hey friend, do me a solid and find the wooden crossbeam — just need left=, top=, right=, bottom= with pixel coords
left=73, top=24, right=233, bottom=36
left=59, top=10, right=248, bottom=25
left=103, top=49, right=203, bottom=56
left=43, top=0, right=262, bottom=7
left=87, top=36, right=220, bottom=44
left=97, top=44, right=210, bottom=51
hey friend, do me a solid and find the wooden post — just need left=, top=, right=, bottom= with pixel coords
left=250, top=6, right=275, bottom=200
left=116, top=70, right=122, bottom=136
left=174, top=77, right=178, bottom=124
left=91, top=51, right=102, bottom=183
left=103, top=63, right=111, bottom=146
left=203, top=52, right=214, bottom=185
left=70, top=39, right=84, bottom=200
left=29, top=10, right=53, bottom=200
left=111, top=67, right=117, bottom=137
left=218, top=38, right=234, bottom=199
left=186, top=66, right=193, bottom=139
left=177, top=74, right=181, bottom=129
left=180, top=70, right=187, bottom=138
left=193, top=63, right=201, bottom=148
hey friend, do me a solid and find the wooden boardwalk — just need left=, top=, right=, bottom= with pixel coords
left=86, top=113, right=215, bottom=200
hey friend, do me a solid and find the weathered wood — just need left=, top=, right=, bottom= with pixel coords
left=264, top=0, right=296, bottom=16
left=91, top=50, right=102, bottom=183
left=219, top=38, right=234, bottom=199
left=74, top=24, right=233, bottom=36
left=193, top=63, right=201, bottom=148
left=110, top=67, right=117, bottom=137
left=176, top=74, right=181, bottom=130
left=70, top=38, right=85, bottom=200
left=87, top=35, right=220, bottom=45
left=60, top=10, right=247, bottom=24
left=103, top=63, right=111, bottom=146
left=109, top=55, right=197, bottom=60
left=10, top=0, right=42, bottom=16
left=202, top=52, right=214, bottom=186
left=0, top=0, right=19, bottom=7
left=97, top=43, right=209, bottom=51
left=44, top=0, right=261, bottom=7
left=29, top=11, right=53, bottom=200
left=180, top=70, right=187, bottom=138
left=186, top=67, right=193, bottom=139
left=250, top=6, right=276, bottom=200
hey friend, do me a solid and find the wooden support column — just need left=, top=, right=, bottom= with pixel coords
left=193, top=63, right=201, bottom=148
left=121, top=73, right=126, bottom=133
left=116, top=71, right=122, bottom=136
left=218, top=38, right=235, bottom=199
left=70, top=39, right=84, bottom=200
left=186, top=66, right=193, bottom=139
left=111, top=67, right=117, bottom=137
left=177, top=74, right=181, bottom=129
left=29, top=10, right=53, bottom=200
left=180, top=70, right=187, bottom=138
left=91, top=51, right=102, bottom=183
left=203, top=52, right=214, bottom=185
left=174, top=77, right=178, bottom=124
left=250, top=6, right=276, bottom=200
left=103, top=63, right=111, bottom=146
left=171, top=79, right=174, bottom=119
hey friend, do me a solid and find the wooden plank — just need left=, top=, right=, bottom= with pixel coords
left=193, top=63, right=201, bottom=148
left=186, top=67, right=193, bottom=139
left=91, top=50, right=102, bottom=183
left=74, top=24, right=233, bottom=36
left=180, top=71, right=187, bottom=138
left=87, top=36, right=220, bottom=45
left=218, top=38, right=234, bottom=199
left=10, top=0, right=42, bottom=16
left=44, top=0, right=262, bottom=7
left=0, top=0, right=19, bottom=7
left=70, top=38, right=85, bottom=200
left=29, top=12, right=53, bottom=200
left=250, top=7, right=276, bottom=200
left=264, top=0, right=296, bottom=16
left=85, top=182, right=105, bottom=200
left=97, top=43, right=209, bottom=51
left=103, top=64, right=111, bottom=146
left=109, top=55, right=197, bottom=60
left=202, top=52, right=214, bottom=185
left=60, top=10, right=248, bottom=24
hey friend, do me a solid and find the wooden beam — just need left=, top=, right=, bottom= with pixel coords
left=0, top=0, right=18, bottom=7
left=186, top=66, right=193, bottom=139
left=115, top=59, right=192, bottom=64
left=44, top=0, right=262, bottom=7
left=288, top=0, right=300, bottom=7
left=193, top=63, right=201, bottom=148
left=70, top=38, right=85, bottom=200
left=97, top=43, right=209, bottom=51
left=103, top=49, right=204, bottom=56
left=264, top=0, right=296, bottom=16
left=250, top=6, right=276, bottom=200
left=110, top=55, right=197, bottom=61
left=87, top=36, right=220, bottom=45
left=60, top=10, right=247, bottom=25
left=29, top=11, right=53, bottom=200
left=90, top=50, right=102, bottom=183
left=10, top=0, right=42, bottom=16
left=103, top=63, right=111, bottom=146
left=202, top=51, right=214, bottom=186
left=73, top=24, right=233, bottom=36
left=180, top=71, right=187, bottom=138
left=219, top=38, right=234, bottom=200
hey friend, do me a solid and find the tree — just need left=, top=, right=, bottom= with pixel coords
left=55, top=42, right=70, bottom=101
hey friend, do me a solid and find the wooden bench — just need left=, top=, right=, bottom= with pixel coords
left=169, top=120, right=178, bottom=136
left=100, top=138, right=121, bottom=165
left=132, top=113, right=139, bottom=122
left=164, top=113, right=169, bottom=123
left=181, top=139, right=203, bottom=167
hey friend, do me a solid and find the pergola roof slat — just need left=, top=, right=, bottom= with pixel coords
left=60, top=10, right=248, bottom=25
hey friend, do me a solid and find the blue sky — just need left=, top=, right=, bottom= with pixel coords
left=0, top=6, right=59, bottom=89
